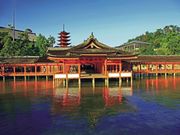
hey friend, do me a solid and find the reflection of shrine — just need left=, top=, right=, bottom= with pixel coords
left=0, top=80, right=54, bottom=96
left=54, top=87, right=81, bottom=107
left=103, top=86, right=133, bottom=107
left=143, top=77, right=180, bottom=91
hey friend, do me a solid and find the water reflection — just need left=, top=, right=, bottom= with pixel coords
left=133, top=77, right=180, bottom=108
left=0, top=78, right=179, bottom=134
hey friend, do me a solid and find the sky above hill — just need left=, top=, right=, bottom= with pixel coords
left=0, top=0, right=180, bottom=46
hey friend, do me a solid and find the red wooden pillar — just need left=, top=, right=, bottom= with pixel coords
left=24, top=65, right=27, bottom=81
left=24, top=66, right=26, bottom=75
left=78, top=64, right=81, bottom=74
left=146, top=64, right=149, bottom=72
left=119, top=62, right=122, bottom=86
left=2, top=66, right=4, bottom=75
left=172, top=63, right=174, bottom=71
left=13, top=66, right=16, bottom=75
left=119, top=62, right=122, bottom=73
left=104, top=59, right=107, bottom=75
left=146, top=63, right=149, bottom=77
left=172, top=64, right=176, bottom=77
left=35, top=64, right=37, bottom=74
left=63, top=63, right=65, bottom=74
left=45, top=64, right=49, bottom=74
left=116, top=65, right=118, bottom=72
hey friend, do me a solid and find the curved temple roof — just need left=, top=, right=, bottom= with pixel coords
left=48, top=33, right=135, bottom=58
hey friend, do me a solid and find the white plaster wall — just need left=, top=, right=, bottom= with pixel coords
left=121, top=72, right=132, bottom=77
left=108, top=73, right=120, bottom=78
left=54, top=74, right=66, bottom=79
left=68, top=74, right=79, bottom=78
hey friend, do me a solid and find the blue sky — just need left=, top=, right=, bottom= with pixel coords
left=0, top=0, right=180, bottom=46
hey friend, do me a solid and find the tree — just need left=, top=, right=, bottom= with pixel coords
left=48, top=35, right=55, bottom=47
left=0, top=34, right=18, bottom=56
left=139, top=45, right=155, bottom=55
left=127, top=25, right=180, bottom=55
left=35, top=34, right=49, bottom=56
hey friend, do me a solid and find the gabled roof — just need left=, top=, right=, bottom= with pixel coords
left=0, top=56, right=55, bottom=64
left=47, top=33, right=133, bottom=58
left=128, top=55, right=180, bottom=63
left=71, top=33, right=115, bottom=50
left=0, top=56, right=39, bottom=64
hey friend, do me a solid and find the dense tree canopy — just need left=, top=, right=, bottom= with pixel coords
left=0, top=25, right=179, bottom=56
left=0, top=30, right=55, bottom=56
left=128, top=25, right=180, bottom=55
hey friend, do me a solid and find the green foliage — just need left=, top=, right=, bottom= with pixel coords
left=0, top=30, right=55, bottom=56
left=128, top=25, right=180, bottom=55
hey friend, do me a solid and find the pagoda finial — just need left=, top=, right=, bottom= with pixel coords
left=63, top=24, right=65, bottom=31
left=90, top=32, right=94, bottom=38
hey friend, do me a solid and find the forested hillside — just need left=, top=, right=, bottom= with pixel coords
left=128, top=25, right=180, bottom=55
left=0, top=30, right=55, bottom=56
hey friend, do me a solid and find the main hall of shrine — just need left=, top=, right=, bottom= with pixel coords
left=0, top=30, right=180, bottom=84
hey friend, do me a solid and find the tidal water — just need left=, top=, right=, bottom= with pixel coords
left=0, top=77, right=179, bottom=135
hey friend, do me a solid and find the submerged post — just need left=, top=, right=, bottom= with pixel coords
left=3, top=76, right=5, bottom=82
left=92, top=78, right=95, bottom=88
left=119, top=77, right=122, bottom=87
left=105, top=78, right=109, bottom=87
left=78, top=78, right=81, bottom=87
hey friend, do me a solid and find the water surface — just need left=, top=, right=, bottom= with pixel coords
left=0, top=77, right=179, bottom=135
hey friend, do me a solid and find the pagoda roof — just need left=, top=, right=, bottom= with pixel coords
left=59, top=31, right=70, bottom=35
left=47, top=33, right=135, bottom=58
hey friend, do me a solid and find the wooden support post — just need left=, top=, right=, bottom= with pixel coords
left=92, top=78, right=95, bottom=88
left=66, top=73, right=68, bottom=88
left=155, top=64, right=158, bottom=77
left=126, top=78, right=129, bottom=83
left=139, top=64, right=141, bottom=78
left=62, top=79, right=65, bottom=87
left=172, top=64, right=175, bottom=77
left=66, top=79, right=68, bottom=88
left=119, top=77, right=122, bottom=87
left=105, top=60, right=107, bottom=76
left=146, top=64, right=149, bottom=77
left=105, top=78, right=109, bottom=87
left=13, top=66, right=16, bottom=81
left=131, top=71, right=133, bottom=86
left=24, top=66, right=26, bottom=81
left=119, top=62, right=122, bottom=87
left=78, top=78, right=81, bottom=87
left=35, top=76, right=37, bottom=81
left=2, top=66, right=5, bottom=78
left=46, top=76, right=48, bottom=81
left=35, top=65, right=37, bottom=81
left=13, top=66, right=16, bottom=75
left=165, top=64, right=167, bottom=78
left=78, top=64, right=81, bottom=75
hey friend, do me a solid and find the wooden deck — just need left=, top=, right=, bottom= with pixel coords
left=80, top=74, right=107, bottom=79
